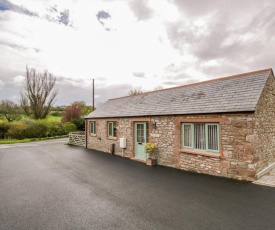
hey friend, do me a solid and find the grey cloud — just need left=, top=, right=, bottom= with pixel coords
left=45, top=6, right=73, bottom=27
left=132, top=72, right=145, bottom=78
left=48, top=5, right=58, bottom=13
left=162, top=78, right=196, bottom=87
left=0, top=70, right=133, bottom=106
left=129, top=0, right=154, bottom=21
left=166, top=2, right=275, bottom=77
left=0, top=0, right=38, bottom=17
left=170, top=0, right=269, bottom=18
left=0, top=41, right=40, bottom=53
left=96, top=10, right=111, bottom=22
left=96, top=10, right=112, bottom=31
left=56, top=76, right=132, bottom=105
left=249, top=6, right=275, bottom=41
left=97, top=77, right=108, bottom=81
left=0, top=68, right=24, bottom=103
left=58, top=9, right=70, bottom=26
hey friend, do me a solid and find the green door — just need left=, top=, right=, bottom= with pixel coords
left=134, top=122, right=148, bottom=160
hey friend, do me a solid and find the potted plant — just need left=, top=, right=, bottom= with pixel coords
left=145, top=142, right=157, bottom=166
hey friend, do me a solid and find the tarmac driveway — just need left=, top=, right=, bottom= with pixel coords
left=1, top=139, right=275, bottom=230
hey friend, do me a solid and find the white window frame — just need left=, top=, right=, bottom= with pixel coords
left=181, top=123, right=220, bottom=153
left=108, top=121, right=116, bottom=137
left=90, top=121, right=96, bottom=135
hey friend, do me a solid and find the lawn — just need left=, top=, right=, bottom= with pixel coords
left=45, top=116, right=62, bottom=122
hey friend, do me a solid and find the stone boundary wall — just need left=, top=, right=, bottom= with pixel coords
left=69, top=131, right=85, bottom=147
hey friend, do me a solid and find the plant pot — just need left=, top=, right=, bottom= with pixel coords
left=146, top=158, right=157, bottom=166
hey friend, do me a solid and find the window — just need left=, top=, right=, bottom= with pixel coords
left=181, top=123, right=220, bottom=153
left=90, top=121, right=96, bottom=134
left=108, top=122, right=116, bottom=137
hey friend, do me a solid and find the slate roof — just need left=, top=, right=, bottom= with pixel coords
left=86, top=69, right=273, bottom=118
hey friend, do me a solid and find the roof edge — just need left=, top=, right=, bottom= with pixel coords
left=85, top=110, right=255, bottom=119
left=110, top=68, right=272, bottom=101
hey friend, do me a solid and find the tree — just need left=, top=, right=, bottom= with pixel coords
left=0, top=99, right=22, bottom=122
left=72, top=101, right=93, bottom=116
left=61, top=103, right=81, bottom=123
left=154, top=86, right=163, bottom=91
left=128, top=89, right=144, bottom=96
left=20, top=66, right=58, bottom=119
left=61, top=101, right=92, bottom=131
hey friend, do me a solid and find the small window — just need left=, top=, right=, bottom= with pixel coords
left=90, top=121, right=96, bottom=134
left=181, top=123, right=220, bottom=153
left=108, top=122, right=116, bottom=137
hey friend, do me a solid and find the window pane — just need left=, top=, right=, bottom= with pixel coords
left=183, top=124, right=192, bottom=147
left=208, top=125, right=218, bottom=151
left=194, top=124, right=206, bottom=150
left=108, top=122, right=113, bottom=136
left=137, top=124, right=144, bottom=143
left=90, top=122, right=94, bottom=134
left=146, top=123, right=149, bottom=143
left=113, top=122, right=116, bottom=137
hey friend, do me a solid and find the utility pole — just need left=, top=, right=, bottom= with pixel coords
left=92, top=79, right=95, bottom=111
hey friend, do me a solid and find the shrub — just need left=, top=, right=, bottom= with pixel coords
left=63, top=122, right=77, bottom=134
left=0, top=120, right=10, bottom=139
left=25, top=120, right=48, bottom=138
left=6, top=121, right=27, bottom=139
left=72, top=118, right=85, bottom=131
left=46, top=121, right=66, bottom=137
left=62, top=104, right=81, bottom=123
left=51, top=111, right=61, bottom=117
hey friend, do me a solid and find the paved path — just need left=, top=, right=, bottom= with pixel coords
left=254, top=168, right=275, bottom=187
left=1, top=139, right=275, bottom=230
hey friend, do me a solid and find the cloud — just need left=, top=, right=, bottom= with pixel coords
left=45, top=6, right=73, bottom=27
left=96, top=10, right=112, bottom=31
left=0, top=79, right=4, bottom=89
left=56, top=76, right=132, bottom=105
left=58, top=9, right=70, bottom=26
left=165, top=1, right=275, bottom=78
left=0, top=40, right=40, bottom=52
left=132, top=72, right=145, bottom=78
left=0, top=0, right=38, bottom=17
left=129, top=0, right=154, bottom=21
left=13, top=75, right=25, bottom=86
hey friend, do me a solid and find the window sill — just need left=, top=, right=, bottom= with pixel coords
left=89, top=134, right=97, bottom=137
left=179, top=149, right=220, bottom=158
left=108, top=136, right=117, bottom=140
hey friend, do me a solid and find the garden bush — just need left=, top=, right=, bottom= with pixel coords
left=25, top=120, right=48, bottom=138
left=63, top=122, right=77, bottom=134
left=0, top=120, right=11, bottom=139
left=72, top=118, right=85, bottom=131
left=6, top=121, right=27, bottom=139
left=46, top=120, right=66, bottom=137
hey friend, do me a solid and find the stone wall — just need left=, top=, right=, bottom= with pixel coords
left=254, top=72, right=275, bottom=173
left=150, top=114, right=256, bottom=181
left=86, top=119, right=136, bottom=158
left=87, top=112, right=260, bottom=181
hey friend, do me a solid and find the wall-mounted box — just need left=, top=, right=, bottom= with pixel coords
left=120, top=138, right=126, bottom=148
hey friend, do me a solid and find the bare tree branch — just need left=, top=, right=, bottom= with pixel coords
left=20, top=66, right=58, bottom=119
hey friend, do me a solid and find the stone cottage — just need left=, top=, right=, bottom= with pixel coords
left=85, top=68, right=275, bottom=181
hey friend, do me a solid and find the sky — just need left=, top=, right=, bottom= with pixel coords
left=0, top=0, right=274, bottom=106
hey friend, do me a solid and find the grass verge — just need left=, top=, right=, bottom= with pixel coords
left=0, top=135, right=68, bottom=144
